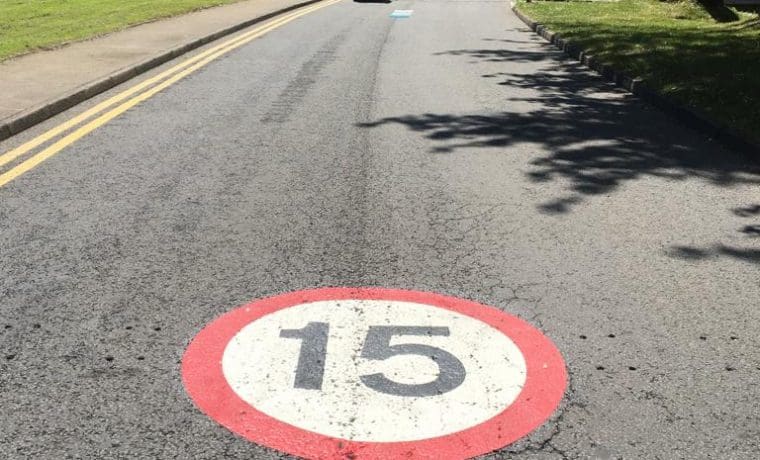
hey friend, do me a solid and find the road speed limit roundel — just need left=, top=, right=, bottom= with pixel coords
left=182, top=288, right=566, bottom=459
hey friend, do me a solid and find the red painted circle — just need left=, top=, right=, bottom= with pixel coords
left=182, top=287, right=566, bottom=459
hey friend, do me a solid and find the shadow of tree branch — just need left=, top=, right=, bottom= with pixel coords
left=669, top=203, right=760, bottom=265
left=360, top=39, right=760, bottom=263
left=360, top=65, right=760, bottom=214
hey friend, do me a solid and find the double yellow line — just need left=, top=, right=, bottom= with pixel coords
left=0, top=0, right=341, bottom=189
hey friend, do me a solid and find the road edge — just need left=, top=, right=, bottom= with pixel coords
left=511, top=4, right=760, bottom=158
left=0, top=0, right=324, bottom=142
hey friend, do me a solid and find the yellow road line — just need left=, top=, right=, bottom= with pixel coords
left=0, top=0, right=338, bottom=172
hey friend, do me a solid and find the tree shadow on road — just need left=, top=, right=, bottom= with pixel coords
left=359, top=42, right=760, bottom=263
left=436, top=48, right=552, bottom=63
left=669, top=204, right=760, bottom=265
left=361, top=61, right=760, bottom=210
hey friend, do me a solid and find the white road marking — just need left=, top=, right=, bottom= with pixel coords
left=222, top=299, right=527, bottom=442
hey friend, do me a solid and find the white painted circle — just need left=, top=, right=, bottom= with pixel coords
left=221, top=299, right=527, bottom=443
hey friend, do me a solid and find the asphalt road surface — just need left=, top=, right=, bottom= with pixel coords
left=1, top=0, right=759, bottom=459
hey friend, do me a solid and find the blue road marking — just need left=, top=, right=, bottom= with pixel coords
left=390, top=9, right=413, bottom=18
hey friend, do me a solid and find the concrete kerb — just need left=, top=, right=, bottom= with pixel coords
left=0, top=0, right=323, bottom=142
left=511, top=4, right=760, bottom=158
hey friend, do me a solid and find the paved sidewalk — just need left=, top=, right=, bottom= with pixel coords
left=0, top=0, right=308, bottom=124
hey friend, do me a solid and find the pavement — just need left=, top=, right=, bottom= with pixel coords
left=0, top=0, right=314, bottom=125
left=1, top=0, right=759, bottom=459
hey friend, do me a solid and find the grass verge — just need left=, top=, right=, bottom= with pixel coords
left=0, top=0, right=247, bottom=61
left=517, top=0, right=760, bottom=147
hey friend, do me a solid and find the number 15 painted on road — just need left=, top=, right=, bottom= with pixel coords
left=282, top=322, right=466, bottom=396
left=182, top=287, right=566, bottom=459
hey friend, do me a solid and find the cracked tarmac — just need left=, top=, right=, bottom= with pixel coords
left=1, top=0, right=759, bottom=458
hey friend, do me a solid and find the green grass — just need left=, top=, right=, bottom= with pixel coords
left=0, top=0, right=247, bottom=61
left=518, top=0, right=760, bottom=146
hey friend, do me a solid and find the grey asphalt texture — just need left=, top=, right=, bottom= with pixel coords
left=1, top=0, right=759, bottom=459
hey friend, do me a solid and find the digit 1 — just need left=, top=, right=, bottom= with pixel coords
left=280, top=322, right=329, bottom=390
